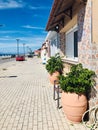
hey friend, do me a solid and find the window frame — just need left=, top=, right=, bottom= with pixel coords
left=65, top=25, right=78, bottom=61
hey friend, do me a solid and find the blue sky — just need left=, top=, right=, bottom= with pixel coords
left=0, top=0, right=53, bottom=54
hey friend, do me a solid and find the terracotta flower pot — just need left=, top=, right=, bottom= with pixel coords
left=61, top=92, right=87, bottom=123
left=49, top=71, right=60, bottom=85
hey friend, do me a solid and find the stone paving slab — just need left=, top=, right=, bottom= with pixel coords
left=0, top=57, right=90, bottom=130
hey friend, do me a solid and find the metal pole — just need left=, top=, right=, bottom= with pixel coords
left=23, top=43, right=25, bottom=56
left=16, top=39, right=19, bottom=56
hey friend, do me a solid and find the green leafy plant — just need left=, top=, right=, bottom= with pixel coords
left=59, top=63, right=96, bottom=96
left=46, top=53, right=64, bottom=75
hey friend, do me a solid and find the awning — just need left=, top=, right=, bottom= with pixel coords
left=46, top=0, right=87, bottom=32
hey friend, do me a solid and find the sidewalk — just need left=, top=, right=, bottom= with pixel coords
left=0, top=57, right=90, bottom=130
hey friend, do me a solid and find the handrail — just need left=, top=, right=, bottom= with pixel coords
left=82, top=98, right=98, bottom=130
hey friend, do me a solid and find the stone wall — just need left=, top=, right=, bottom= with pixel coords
left=78, top=0, right=92, bottom=69
left=92, top=44, right=98, bottom=89
left=78, top=0, right=98, bottom=115
left=59, top=32, right=65, bottom=56
left=78, top=0, right=98, bottom=83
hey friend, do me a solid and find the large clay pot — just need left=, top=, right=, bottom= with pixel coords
left=49, top=71, right=60, bottom=84
left=61, top=92, right=87, bottom=123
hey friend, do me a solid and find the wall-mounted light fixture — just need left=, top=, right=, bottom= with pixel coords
left=55, top=25, right=59, bottom=32
left=55, top=25, right=59, bottom=30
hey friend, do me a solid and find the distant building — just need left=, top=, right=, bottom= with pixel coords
left=34, top=49, right=41, bottom=56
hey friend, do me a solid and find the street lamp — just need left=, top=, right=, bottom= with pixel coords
left=16, top=39, right=20, bottom=56
left=23, top=43, right=25, bottom=56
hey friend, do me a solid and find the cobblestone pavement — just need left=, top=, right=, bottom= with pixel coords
left=0, top=57, right=90, bottom=130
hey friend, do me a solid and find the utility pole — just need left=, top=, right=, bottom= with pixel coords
left=16, top=39, right=20, bottom=56
left=23, top=43, right=25, bottom=56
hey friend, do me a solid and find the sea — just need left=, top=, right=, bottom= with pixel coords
left=0, top=52, right=24, bottom=57
left=0, top=53, right=16, bottom=57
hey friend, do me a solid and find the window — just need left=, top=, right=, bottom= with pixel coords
left=74, top=31, right=78, bottom=57
left=65, top=26, right=78, bottom=59
left=50, top=35, right=59, bottom=56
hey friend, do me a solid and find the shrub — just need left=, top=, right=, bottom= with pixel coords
left=46, top=53, right=64, bottom=75
left=59, top=63, right=96, bottom=96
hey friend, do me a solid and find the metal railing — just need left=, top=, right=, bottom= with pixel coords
left=82, top=97, right=98, bottom=130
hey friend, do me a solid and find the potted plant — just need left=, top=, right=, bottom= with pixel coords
left=59, top=63, right=96, bottom=123
left=46, top=53, right=64, bottom=84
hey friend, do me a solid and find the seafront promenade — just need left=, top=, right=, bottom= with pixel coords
left=0, top=57, right=90, bottom=130
left=0, top=57, right=15, bottom=64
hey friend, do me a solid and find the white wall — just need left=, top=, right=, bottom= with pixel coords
left=45, top=31, right=59, bottom=56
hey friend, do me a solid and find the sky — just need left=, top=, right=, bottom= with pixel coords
left=0, top=0, right=53, bottom=54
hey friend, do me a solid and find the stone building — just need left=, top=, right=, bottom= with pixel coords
left=46, top=0, right=98, bottom=106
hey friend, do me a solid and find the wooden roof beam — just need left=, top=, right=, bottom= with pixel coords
left=80, top=0, right=87, bottom=5
left=50, top=17, right=64, bottom=27
left=54, top=7, right=73, bottom=19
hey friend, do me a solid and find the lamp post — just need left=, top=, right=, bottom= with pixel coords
left=23, top=43, right=25, bottom=56
left=16, top=39, right=20, bottom=56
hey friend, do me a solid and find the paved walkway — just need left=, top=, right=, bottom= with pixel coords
left=0, top=57, right=90, bottom=130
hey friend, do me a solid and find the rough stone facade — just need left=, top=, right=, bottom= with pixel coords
left=59, top=0, right=98, bottom=104
left=78, top=0, right=98, bottom=85
left=59, top=32, right=65, bottom=56
left=46, top=0, right=98, bottom=123
left=78, top=0, right=92, bottom=69
left=78, top=0, right=98, bottom=110
left=92, top=44, right=98, bottom=86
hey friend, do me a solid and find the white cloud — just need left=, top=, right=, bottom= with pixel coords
left=0, top=1, right=50, bottom=10
left=42, top=31, right=47, bottom=34
left=22, top=25, right=45, bottom=30
left=0, top=30, right=29, bottom=34
left=29, top=6, right=50, bottom=10
left=0, top=31, right=46, bottom=45
left=0, top=0, right=24, bottom=9
left=0, top=29, right=46, bottom=53
left=0, top=35, right=45, bottom=47
left=0, top=31, right=16, bottom=34
left=33, top=14, right=44, bottom=18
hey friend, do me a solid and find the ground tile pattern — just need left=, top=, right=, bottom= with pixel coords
left=0, top=57, right=90, bottom=130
